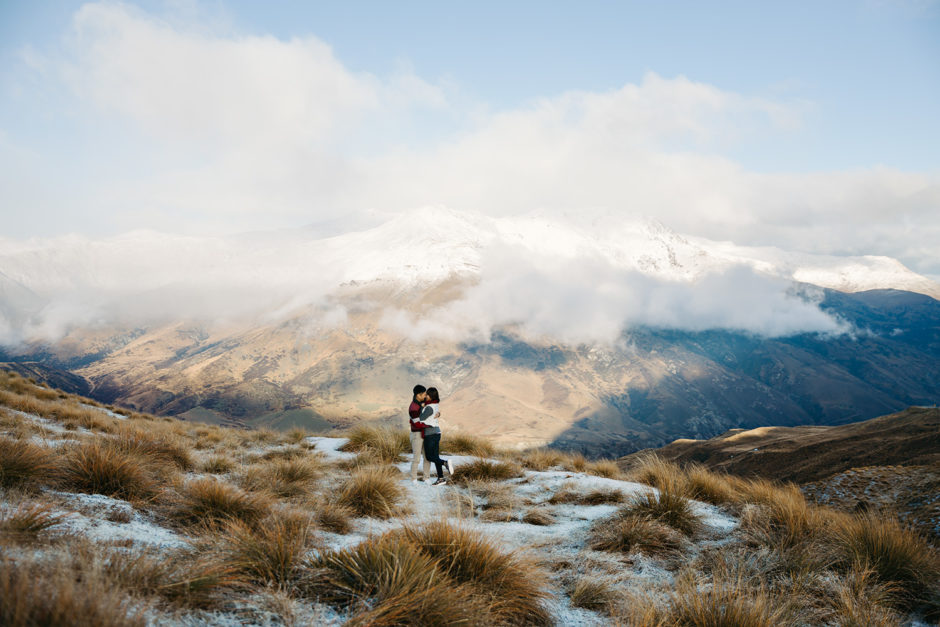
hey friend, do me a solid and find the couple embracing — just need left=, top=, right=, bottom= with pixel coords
left=408, top=384, right=455, bottom=486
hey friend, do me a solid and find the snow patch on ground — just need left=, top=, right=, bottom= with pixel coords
left=48, top=491, right=189, bottom=550
left=305, top=436, right=356, bottom=462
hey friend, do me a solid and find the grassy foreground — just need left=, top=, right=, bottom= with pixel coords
left=1, top=369, right=938, bottom=625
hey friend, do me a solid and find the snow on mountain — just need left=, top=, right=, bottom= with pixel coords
left=0, top=207, right=935, bottom=296
left=0, top=206, right=936, bottom=343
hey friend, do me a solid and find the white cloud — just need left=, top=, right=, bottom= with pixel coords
left=380, top=244, right=846, bottom=345
left=1, top=0, right=938, bottom=344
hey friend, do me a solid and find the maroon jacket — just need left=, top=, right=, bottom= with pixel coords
left=409, top=398, right=427, bottom=432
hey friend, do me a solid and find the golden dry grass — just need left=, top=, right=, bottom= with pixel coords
left=170, top=478, right=271, bottom=528
left=336, top=465, right=406, bottom=519
left=111, top=428, right=194, bottom=472
left=519, top=447, right=568, bottom=471
left=739, top=484, right=832, bottom=556
left=830, top=511, right=940, bottom=613
left=397, top=521, right=552, bottom=625
left=0, top=436, right=61, bottom=491
left=0, top=388, right=119, bottom=433
left=0, top=502, right=68, bottom=543
left=584, top=459, right=623, bottom=479
left=62, top=441, right=161, bottom=501
left=312, top=533, right=490, bottom=626
left=339, top=424, right=410, bottom=462
left=219, top=512, right=317, bottom=587
left=450, top=458, right=524, bottom=484
left=445, top=431, right=498, bottom=457
left=626, top=453, right=742, bottom=506
left=548, top=483, right=625, bottom=506
left=103, top=548, right=236, bottom=609
left=521, top=507, right=554, bottom=526
left=309, top=498, right=354, bottom=534
left=239, top=456, right=322, bottom=499
left=589, top=513, right=685, bottom=557
left=826, top=568, right=903, bottom=627
left=200, top=455, right=235, bottom=474
left=0, top=553, right=145, bottom=627
left=665, top=572, right=797, bottom=627
left=626, top=480, right=703, bottom=537
left=569, top=577, right=619, bottom=614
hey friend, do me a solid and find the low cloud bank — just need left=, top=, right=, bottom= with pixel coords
left=380, top=245, right=845, bottom=344
left=0, top=223, right=848, bottom=348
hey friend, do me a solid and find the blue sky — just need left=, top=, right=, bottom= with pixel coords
left=0, top=1, right=938, bottom=277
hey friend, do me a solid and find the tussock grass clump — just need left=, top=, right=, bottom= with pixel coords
left=171, top=478, right=271, bottom=528
left=626, top=452, right=683, bottom=490
left=104, top=549, right=235, bottom=609
left=451, top=458, right=524, bottom=484
left=548, top=483, right=624, bottom=506
left=200, top=455, right=235, bottom=474
left=112, top=428, right=194, bottom=471
left=310, top=498, right=354, bottom=534
left=256, top=445, right=309, bottom=462
left=284, top=426, right=310, bottom=444
left=626, top=453, right=742, bottom=506
left=827, top=568, right=903, bottom=627
left=520, top=447, right=568, bottom=471
left=240, top=457, right=322, bottom=499
left=399, top=521, right=552, bottom=625
left=580, top=488, right=626, bottom=505
left=830, top=512, right=940, bottom=612
left=739, top=484, right=830, bottom=553
left=626, top=481, right=703, bottom=537
left=0, top=502, right=68, bottom=542
left=312, top=534, right=489, bottom=626
left=683, top=464, right=741, bottom=505
left=0, top=436, right=60, bottom=490
left=522, top=507, right=554, bottom=526
left=569, top=577, right=619, bottom=614
left=337, top=466, right=406, bottom=519
left=589, top=514, right=685, bottom=556
left=249, top=428, right=280, bottom=444
left=0, top=555, right=145, bottom=627
left=339, top=424, right=410, bottom=462
left=561, top=451, right=588, bottom=473
left=444, top=431, right=498, bottom=457
left=641, top=570, right=798, bottom=627
left=220, top=513, right=316, bottom=587
left=584, top=459, right=623, bottom=479
left=62, top=441, right=159, bottom=501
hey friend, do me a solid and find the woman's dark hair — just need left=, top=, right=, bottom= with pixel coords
left=413, top=384, right=427, bottom=395
left=426, top=387, right=440, bottom=403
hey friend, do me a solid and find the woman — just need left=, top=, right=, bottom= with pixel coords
left=418, top=387, right=454, bottom=485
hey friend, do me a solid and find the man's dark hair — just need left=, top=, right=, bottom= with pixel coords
left=413, top=384, right=427, bottom=396
left=426, top=387, right=440, bottom=403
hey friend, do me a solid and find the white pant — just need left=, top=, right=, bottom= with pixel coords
left=410, top=431, right=431, bottom=480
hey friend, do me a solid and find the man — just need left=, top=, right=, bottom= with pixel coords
left=408, top=384, right=432, bottom=484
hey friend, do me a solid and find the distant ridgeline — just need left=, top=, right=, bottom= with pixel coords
left=2, top=288, right=939, bottom=457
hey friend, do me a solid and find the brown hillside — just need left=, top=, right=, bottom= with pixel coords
left=620, top=406, right=940, bottom=484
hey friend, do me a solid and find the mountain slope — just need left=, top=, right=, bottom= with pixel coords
left=620, top=406, right=940, bottom=484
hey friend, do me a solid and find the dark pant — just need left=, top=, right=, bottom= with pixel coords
left=423, top=433, right=447, bottom=478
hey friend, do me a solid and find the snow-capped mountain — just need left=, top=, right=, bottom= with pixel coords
left=0, top=206, right=936, bottom=305
left=2, top=207, right=939, bottom=454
